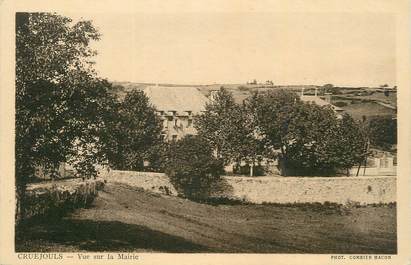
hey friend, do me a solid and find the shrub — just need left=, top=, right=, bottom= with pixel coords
left=238, top=85, right=249, bottom=91
left=164, top=135, right=224, bottom=199
left=334, top=101, right=348, bottom=107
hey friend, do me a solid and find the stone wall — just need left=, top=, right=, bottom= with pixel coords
left=105, top=170, right=178, bottom=196
left=215, top=176, right=396, bottom=205
left=105, top=170, right=396, bottom=205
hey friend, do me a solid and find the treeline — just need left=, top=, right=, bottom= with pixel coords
left=195, top=88, right=368, bottom=176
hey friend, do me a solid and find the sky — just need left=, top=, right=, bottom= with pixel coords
left=69, top=12, right=396, bottom=87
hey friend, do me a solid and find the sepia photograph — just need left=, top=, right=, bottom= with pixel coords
left=13, top=10, right=399, bottom=254
left=1, top=1, right=410, bottom=264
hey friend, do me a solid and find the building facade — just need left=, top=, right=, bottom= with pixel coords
left=143, top=86, right=209, bottom=141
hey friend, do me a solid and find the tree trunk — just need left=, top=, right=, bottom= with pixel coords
left=355, top=163, right=361, bottom=176
left=280, top=145, right=287, bottom=176
left=15, top=185, right=25, bottom=225
left=363, top=140, right=370, bottom=176
left=250, top=162, right=254, bottom=177
left=278, top=158, right=287, bottom=176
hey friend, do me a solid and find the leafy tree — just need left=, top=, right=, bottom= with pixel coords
left=322, top=83, right=342, bottom=94
left=232, top=105, right=266, bottom=176
left=164, top=135, right=224, bottom=199
left=16, top=12, right=111, bottom=219
left=312, top=113, right=367, bottom=175
left=367, top=117, right=397, bottom=150
left=246, top=90, right=300, bottom=150
left=322, top=83, right=334, bottom=94
left=195, top=88, right=238, bottom=163
left=103, top=90, right=164, bottom=171
left=247, top=90, right=365, bottom=176
left=276, top=99, right=340, bottom=175
left=195, top=88, right=264, bottom=175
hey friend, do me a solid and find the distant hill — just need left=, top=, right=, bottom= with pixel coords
left=109, top=81, right=397, bottom=120
left=109, top=81, right=320, bottom=103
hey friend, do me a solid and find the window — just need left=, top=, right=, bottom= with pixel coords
left=187, top=119, right=192, bottom=127
left=172, top=135, right=178, bottom=141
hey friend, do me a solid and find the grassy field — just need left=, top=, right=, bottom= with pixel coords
left=16, top=182, right=397, bottom=253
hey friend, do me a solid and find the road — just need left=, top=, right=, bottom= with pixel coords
left=16, top=182, right=397, bottom=253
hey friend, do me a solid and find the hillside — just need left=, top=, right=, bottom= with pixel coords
left=16, top=182, right=397, bottom=253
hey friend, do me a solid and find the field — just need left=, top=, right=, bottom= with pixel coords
left=16, top=182, right=397, bottom=253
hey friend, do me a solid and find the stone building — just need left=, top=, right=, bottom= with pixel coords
left=143, top=86, right=209, bottom=141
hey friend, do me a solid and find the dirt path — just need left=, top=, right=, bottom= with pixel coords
left=17, top=182, right=397, bottom=253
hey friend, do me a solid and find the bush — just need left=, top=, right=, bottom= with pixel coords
left=164, top=135, right=224, bottom=199
left=334, top=101, right=348, bottom=107
left=238, top=85, right=249, bottom=91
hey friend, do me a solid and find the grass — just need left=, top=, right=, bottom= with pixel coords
left=16, top=182, right=397, bottom=253
left=16, top=218, right=208, bottom=252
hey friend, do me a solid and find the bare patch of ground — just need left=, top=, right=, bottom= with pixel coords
left=16, top=182, right=397, bottom=253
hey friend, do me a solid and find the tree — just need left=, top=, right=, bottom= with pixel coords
left=195, top=88, right=238, bottom=163
left=16, top=12, right=110, bottom=219
left=322, top=83, right=342, bottom=95
left=164, top=135, right=224, bottom=199
left=322, top=83, right=334, bottom=94
left=324, top=114, right=368, bottom=175
left=247, top=90, right=365, bottom=176
left=367, top=117, right=397, bottom=150
left=195, top=88, right=264, bottom=175
left=232, top=105, right=266, bottom=176
left=103, top=90, right=164, bottom=171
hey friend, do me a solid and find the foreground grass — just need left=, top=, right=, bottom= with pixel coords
left=16, top=182, right=397, bottom=253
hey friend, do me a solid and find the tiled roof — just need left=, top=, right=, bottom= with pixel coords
left=143, top=86, right=209, bottom=115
